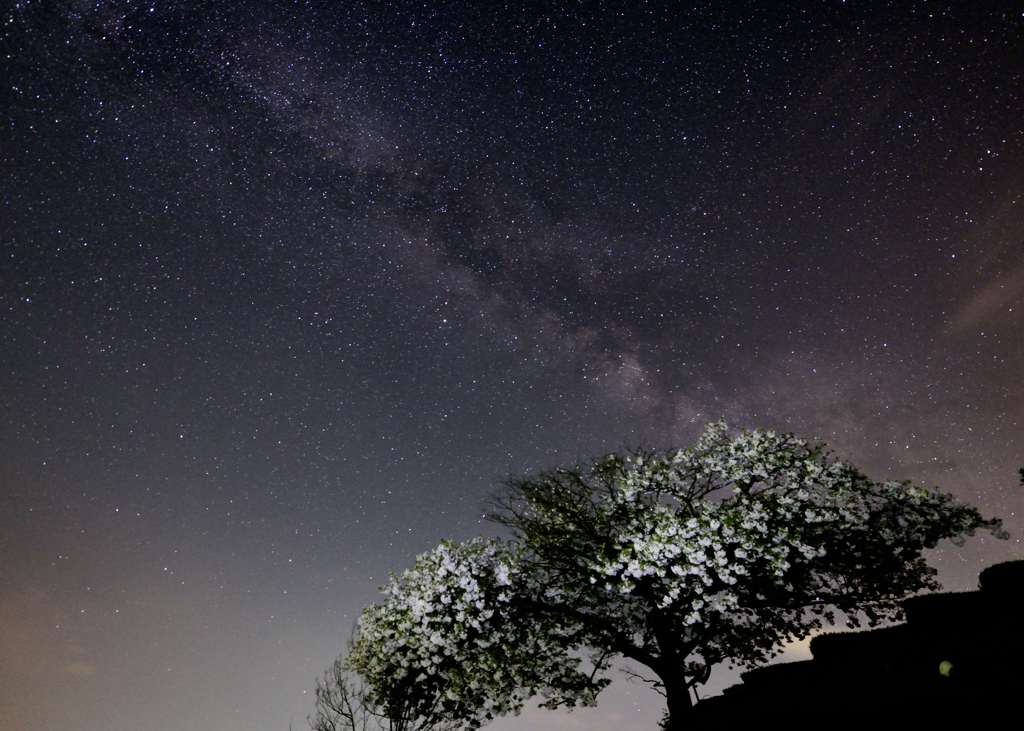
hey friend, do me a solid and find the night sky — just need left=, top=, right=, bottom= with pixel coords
left=2, top=2, right=1022, bottom=730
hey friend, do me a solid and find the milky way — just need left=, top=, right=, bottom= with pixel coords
left=2, top=3, right=1021, bottom=730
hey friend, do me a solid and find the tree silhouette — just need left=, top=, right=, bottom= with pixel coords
left=306, top=634, right=457, bottom=731
left=348, top=422, right=1004, bottom=731
left=307, top=657, right=372, bottom=731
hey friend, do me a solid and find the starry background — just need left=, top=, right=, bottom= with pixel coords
left=1, top=2, right=1022, bottom=730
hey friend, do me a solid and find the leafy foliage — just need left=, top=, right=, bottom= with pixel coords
left=307, top=645, right=458, bottom=731
left=346, top=540, right=609, bottom=729
left=349, top=422, right=1005, bottom=729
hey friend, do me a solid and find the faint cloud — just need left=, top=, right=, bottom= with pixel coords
left=946, top=263, right=1024, bottom=335
left=65, top=661, right=96, bottom=677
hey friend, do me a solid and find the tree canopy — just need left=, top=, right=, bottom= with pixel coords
left=305, top=648, right=461, bottom=731
left=346, top=421, right=1005, bottom=730
left=347, top=539, right=610, bottom=729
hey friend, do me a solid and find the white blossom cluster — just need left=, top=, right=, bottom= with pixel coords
left=590, top=502, right=785, bottom=620
left=346, top=421, right=1003, bottom=726
left=347, top=539, right=606, bottom=729
left=582, top=421, right=1000, bottom=663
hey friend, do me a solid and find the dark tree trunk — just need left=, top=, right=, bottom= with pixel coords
left=648, top=610, right=696, bottom=731
left=658, top=666, right=694, bottom=731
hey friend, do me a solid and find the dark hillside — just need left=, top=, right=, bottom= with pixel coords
left=692, top=560, right=1024, bottom=724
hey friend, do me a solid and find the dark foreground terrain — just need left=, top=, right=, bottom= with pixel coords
left=692, top=560, right=1024, bottom=725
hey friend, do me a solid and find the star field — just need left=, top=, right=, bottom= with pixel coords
left=1, top=3, right=1022, bottom=730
